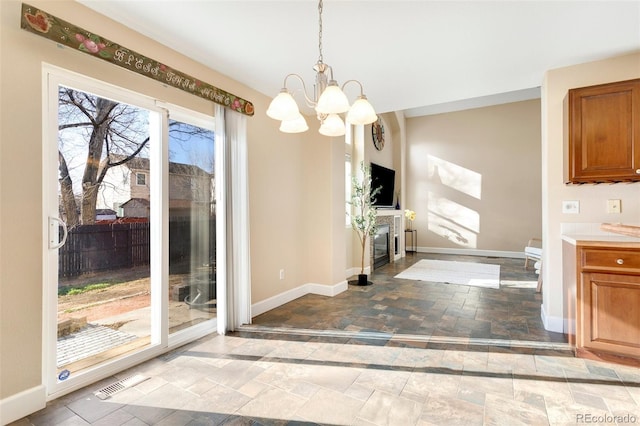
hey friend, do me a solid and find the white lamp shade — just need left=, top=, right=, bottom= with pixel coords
left=279, top=113, right=309, bottom=133
left=266, top=90, right=300, bottom=121
left=346, top=96, right=378, bottom=125
left=319, top=113, right=345, bottom=137
left=315, top=82, right=350, bottom=114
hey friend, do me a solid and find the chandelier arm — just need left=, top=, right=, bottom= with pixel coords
left=341, top=79, right=365, bottom=96
left=327, top=64, right=335, bottom=81
left=283, top=73, right=316, bottom=108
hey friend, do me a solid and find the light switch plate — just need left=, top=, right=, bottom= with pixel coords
left=562, top=200, right=580, bottom=214
left=607, top=199, right=621, bottom=214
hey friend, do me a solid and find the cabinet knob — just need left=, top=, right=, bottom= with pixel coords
left=616, top=258, right=624, bottom=265
left=636, top=169, right=640, bottom=174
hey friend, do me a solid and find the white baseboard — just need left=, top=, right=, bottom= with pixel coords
left=541, top=304, right=564, bottom=333
left=418, top=247, right=524, bottom=259
left=346, top=266, right=371, bottom=278
left=0, top=385, right=46, bottom=425
left=307, top=280, right=348, bottom=297
left=251, top=280, right=348, bottom=318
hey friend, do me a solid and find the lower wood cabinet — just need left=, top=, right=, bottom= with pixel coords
left=564, top=240, right=640, bottom=365
left=578, top=272, right=640, bottom=358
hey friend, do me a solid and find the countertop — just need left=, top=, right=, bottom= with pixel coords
left=562, top=234, right=640, bottom=248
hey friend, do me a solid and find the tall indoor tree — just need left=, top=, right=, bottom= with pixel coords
left=350, top=161, right=381, bottom=285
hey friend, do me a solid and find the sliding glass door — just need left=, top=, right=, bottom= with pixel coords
left=44, top=67, right=218, bottom=397
left=167, top=112, right=217, bottom=334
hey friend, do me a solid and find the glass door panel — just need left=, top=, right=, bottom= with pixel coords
left=55, top=85, right=153, bottom=378
left=167, top=119, right=216, bottom=333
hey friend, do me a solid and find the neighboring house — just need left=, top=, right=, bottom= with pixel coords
left=167, top=161, right=215, bottom=218
left=57, top=199, right=117, bottom=222
left=95, top=209, right=117, bottom=221
left=97, top=156, right=213, bottom=218
left=120, top=198, right=150, bottom=218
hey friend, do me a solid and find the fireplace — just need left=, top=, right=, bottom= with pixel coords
left=371, top=211, right=401, bottom=270
left=373, top=224, right=390, bottom=269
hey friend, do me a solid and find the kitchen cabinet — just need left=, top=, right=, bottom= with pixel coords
left=563, top=236, right=640, bottom=365
left=567, top=78, right=640, bottom=183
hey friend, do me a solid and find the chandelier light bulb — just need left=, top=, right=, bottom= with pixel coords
left=346, top=95, right=378, bottom=125
left=316, top=81, right=350, bottom=115
left=279, top=113, right=309, bottom=133
left=266, top=89, right=300, bottom=121
left=319, top=113, right=346, bottom=137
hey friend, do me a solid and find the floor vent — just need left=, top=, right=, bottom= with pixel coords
left=94, top=374, right=149, bottom=400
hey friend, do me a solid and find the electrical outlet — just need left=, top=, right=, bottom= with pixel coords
left=279, top=269, right=285, bottom=280
left=607, top=199, right=621, bottom=214
left=562, top=200, right=579, bottom=214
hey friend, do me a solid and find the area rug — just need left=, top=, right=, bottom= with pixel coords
left=394, top=259, right=500, bottom=289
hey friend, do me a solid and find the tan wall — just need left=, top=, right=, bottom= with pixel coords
left=0, top=0, right=336, bottom=402
left=368, top=116, right=395, bottom=170
left=405, top=100, right=542, bottom=252
left=542, top=52, right=640, bottom=329
left=347, top=113, right=403, bottom=274
left=368, top=113, right=402, bottom=208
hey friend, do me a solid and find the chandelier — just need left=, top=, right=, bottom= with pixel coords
left=266, top=0, right=378, bottom=136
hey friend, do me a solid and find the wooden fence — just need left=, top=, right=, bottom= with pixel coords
left=59, top=223, right=150, bottom=278
left=58, top=219, right=215, bottom=278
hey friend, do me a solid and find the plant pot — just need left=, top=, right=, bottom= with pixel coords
left=358, top=274, right=369, bottom=286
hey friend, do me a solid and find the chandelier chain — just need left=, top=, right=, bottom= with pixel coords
left=317, top=0, right=323, bottom=64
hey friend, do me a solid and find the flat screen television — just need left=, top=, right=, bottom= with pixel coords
left=370, top=162, right=395, bottom=208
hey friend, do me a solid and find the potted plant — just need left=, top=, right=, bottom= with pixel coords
left=350, top=161, right=381, bottom=286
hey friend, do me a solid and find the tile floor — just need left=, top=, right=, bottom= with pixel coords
left=11, top=332, right=640, bottom=425
left=10, top=254, right=640, bottom=425
left=252, top=253, right=564, bottom=344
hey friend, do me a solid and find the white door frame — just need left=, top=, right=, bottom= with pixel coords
left=42, top=64, right=222, bottom=400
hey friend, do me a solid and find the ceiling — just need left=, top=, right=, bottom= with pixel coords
left=78, top=1, right=640, bottom=117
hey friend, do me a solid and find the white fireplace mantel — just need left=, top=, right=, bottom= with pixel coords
left=372, top=210, right=404, bottom=267
left=376, top=209, right=402, bottom=217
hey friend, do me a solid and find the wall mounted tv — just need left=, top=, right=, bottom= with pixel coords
left=370, top=162, right=396, bottom=208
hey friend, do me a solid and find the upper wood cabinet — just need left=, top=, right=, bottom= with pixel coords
left=567, top=78, right=640, bottom=183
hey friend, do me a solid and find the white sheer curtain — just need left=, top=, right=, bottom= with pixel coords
left=215, top=105, right=251, bottom=334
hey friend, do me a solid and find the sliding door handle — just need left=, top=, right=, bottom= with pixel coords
left=49, top=217, right=68, bottom=250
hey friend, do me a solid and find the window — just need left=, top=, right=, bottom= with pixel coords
left=345, top=154, right=352, bottom=227
left=345, top=124, right=354, bottom=227
left=136, top=172, right=146, bottom=185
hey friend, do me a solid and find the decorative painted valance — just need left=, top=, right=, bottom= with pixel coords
left=20, top=3, right=254, bottom=116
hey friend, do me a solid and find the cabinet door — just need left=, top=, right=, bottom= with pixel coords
left=580, top=272, right=640, bottom=357
left=568, top=79, right=640, bottom=183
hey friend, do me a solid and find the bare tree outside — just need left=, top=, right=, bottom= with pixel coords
left=58, top=87, right=150, bottom=226
left=57, top=87, right=214, bottom=226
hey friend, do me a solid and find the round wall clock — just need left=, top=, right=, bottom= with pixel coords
left=372, top=118, right=385, bottom=151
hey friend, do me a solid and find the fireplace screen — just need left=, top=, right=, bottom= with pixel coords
left=373, top=224, right=390, bottom=269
